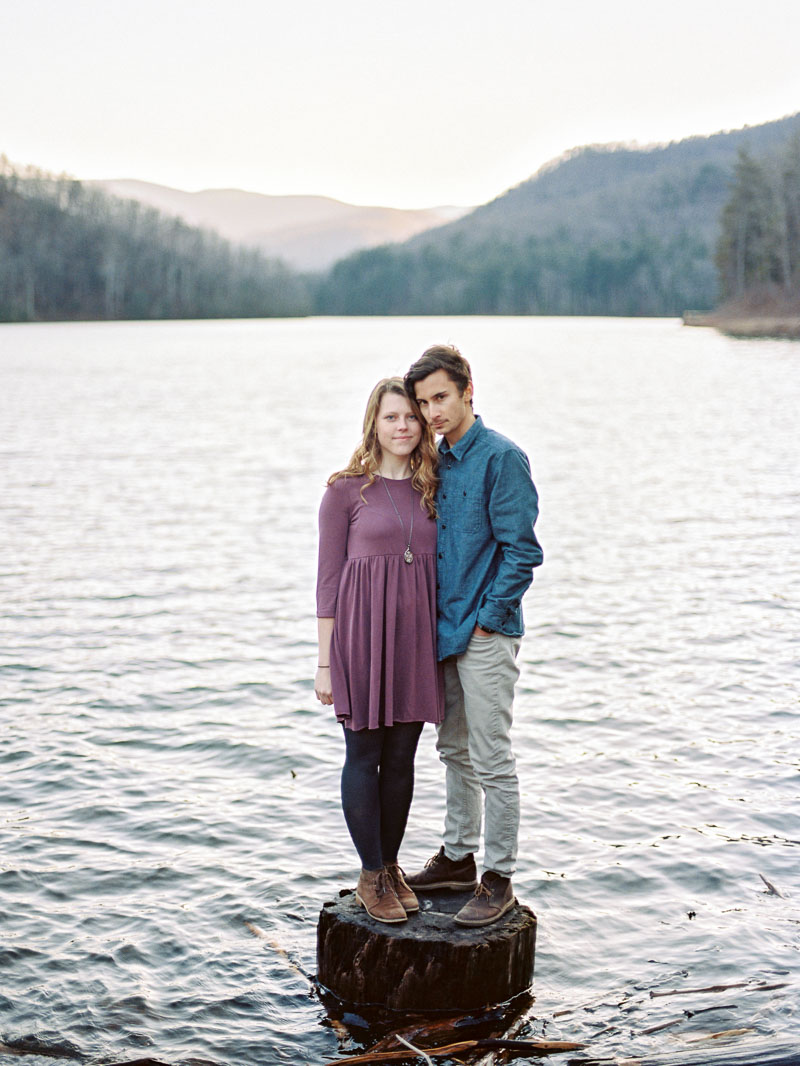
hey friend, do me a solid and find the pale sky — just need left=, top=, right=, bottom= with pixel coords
left=3, top=0, right=800, bottom=209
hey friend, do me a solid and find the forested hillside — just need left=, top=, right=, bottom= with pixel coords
left=0, top=161, right=311, bottom=321
left=316, top=113, right=800, bottom=316
left=4, top=113, right=799, bottom=323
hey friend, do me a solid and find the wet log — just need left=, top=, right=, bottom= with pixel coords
left=316, top=887, right=537, bottom=1011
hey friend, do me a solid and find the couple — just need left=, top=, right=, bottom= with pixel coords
left=315, top=344, right=543, bottom=928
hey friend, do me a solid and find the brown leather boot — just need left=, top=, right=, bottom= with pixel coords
left=454, top=871, right=515, bottom=926
left=385, top=863, right=419, bottom=913
left=355, top=868, right=407, bottom=923
left=405, top=846, right=478, bottom=890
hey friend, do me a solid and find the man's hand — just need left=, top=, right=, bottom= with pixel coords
left=473, top=624, right=495, bottom=637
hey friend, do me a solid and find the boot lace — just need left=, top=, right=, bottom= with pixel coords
left=374, top=868, right=393, bottom=898
left=385, top=863, right=405, bottom=886
left=424, top=850, right=444, bottom=869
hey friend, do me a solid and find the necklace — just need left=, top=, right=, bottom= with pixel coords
left=381, top=476, right=414, bottom=564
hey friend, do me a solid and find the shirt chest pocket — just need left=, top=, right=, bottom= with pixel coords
left=464, top=495, right=490, bottom=534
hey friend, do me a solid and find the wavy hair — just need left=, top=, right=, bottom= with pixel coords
left=404, top=343, right=473, bottom=408
left=328, top=377, right=438, bottom=518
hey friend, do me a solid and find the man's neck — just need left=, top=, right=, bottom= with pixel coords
left=445, top=411, right=476, bottom=448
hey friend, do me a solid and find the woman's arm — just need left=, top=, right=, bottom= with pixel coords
left=315, top=617, right=334, bottom=704
left=316, top=480, right=350, bottom=707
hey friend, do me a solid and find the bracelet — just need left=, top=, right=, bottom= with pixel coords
left=317, top=664, right=330, bottom=668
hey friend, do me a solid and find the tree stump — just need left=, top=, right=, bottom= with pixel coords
left=316, top=888, right=537, bottom=1011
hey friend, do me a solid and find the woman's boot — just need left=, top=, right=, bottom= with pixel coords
left=385, top=863, right=419, bottom=913
left=355, top=867, right=407, bottom=923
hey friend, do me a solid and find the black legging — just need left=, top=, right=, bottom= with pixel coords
left=341, top=721, right=424, bottom=871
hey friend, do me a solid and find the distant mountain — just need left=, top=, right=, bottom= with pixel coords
left=410, top=113, right=800, bottom=250
left=89, top=180, right=470, bottom=271
left=316, top=112, right=800, bottom=316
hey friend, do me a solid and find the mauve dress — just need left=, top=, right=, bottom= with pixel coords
left=316, top=475, right=445, bottom=731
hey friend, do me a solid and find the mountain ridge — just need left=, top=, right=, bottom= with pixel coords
left=88, top=179, right=470, bottom=271
left=317, top=111, right=800, bottom=315
left=407, top=113, right=800, bottom=247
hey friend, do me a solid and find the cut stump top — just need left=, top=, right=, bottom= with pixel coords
left=317, top=888, right=537, bottom=1011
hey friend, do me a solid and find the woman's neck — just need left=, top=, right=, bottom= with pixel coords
left=378, top=456, right=412, bottom=479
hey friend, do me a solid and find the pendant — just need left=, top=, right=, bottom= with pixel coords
left=404, top=549, right=414, bottom=564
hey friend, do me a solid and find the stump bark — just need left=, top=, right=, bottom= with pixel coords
left=316, top=888, right=537, bottom=1011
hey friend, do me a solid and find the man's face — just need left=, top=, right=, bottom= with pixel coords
left=413, top=369, right=474, bottom=444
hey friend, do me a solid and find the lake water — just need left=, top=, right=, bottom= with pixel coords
left=0, top=316, right=798, bottom=1066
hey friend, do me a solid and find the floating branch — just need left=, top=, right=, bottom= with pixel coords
left=244, top=919, right=312, bottom=981
left=759, top=874, right=786, bottom=897
left=323, top=1037, right=586, bottom=1064
left=650, top=980, right=787, bottom=999
left=685, top=1028, right=755, bottom=1043
left=641, top=1018, right=684, bottom=1035
left=396, top=1035, right=435, bottom=1065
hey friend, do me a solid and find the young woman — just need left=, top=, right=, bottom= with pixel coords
left=315, top=378, right=444, bottom=923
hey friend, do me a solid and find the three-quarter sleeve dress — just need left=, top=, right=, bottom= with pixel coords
left=316, top=475, right=445, bottom=730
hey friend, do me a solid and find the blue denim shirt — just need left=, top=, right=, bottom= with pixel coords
left=435, top=415, right=543, bottom=659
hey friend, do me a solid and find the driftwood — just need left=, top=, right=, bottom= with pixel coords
left=685, top=1028, right=756, bottom=1042
left=640, top=1004, right=740, bottom=1036
left=759, top=873, right=786, bottom=897
left=650, top=980, right=788, bottom=999
left=324, top=1037, right=586, bottom=1064
left=317, top=888, right=537, bottom=1011
left=244, top=919, right=312, bottom=981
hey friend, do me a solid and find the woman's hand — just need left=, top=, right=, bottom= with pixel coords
left=315, top=666, right=334, bottom=705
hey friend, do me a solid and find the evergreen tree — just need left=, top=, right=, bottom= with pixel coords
left=715, top=149, right=783, bottom=300
left=779, top=133, right=800, bottom=290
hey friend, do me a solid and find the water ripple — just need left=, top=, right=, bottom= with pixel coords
left=1, top=317, right=798, bottom=1064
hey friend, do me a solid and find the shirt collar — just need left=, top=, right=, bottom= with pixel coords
left=438, top=414, right=484, bottom=461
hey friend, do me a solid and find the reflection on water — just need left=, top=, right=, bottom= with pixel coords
left=1, top=316, right=798, bottom=1064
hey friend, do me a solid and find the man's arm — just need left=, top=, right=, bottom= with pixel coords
left=476, top=448, right=543, bottom=632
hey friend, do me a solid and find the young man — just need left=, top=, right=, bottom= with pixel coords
left=403, top=344, right=543, bottom=926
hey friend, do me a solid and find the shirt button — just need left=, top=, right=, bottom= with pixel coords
left=438, top=553, right=442, bottom=559
left=442, top=524, right=446, bottom=530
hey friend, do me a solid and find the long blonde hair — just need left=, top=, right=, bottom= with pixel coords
left=328, top=378, right=438, bottom=518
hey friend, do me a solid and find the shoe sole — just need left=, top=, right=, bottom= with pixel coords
left=355, top=892, right=407, bottom=924
left=453, top=896, right=516, bottom=927
left=406, top=879, right=478, bottom=891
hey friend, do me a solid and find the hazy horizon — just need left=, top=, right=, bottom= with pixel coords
left=3, top=0, right=800, bottom=210
left=10, top=107, right=800, bottom=216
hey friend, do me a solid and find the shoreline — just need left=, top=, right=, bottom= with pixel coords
left=683, top=310, right=800, bottom=339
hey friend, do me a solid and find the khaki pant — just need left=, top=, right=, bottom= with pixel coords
left=437, top=631, right=521, bottom=878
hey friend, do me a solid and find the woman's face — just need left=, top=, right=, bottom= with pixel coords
left=375, top=391, right=422, bottom=459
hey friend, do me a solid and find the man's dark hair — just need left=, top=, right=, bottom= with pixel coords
left=404, top=344, right=473, bottom=404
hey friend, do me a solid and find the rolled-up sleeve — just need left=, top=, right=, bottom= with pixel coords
left=316, top=481, right=350, bottom=617
left=478, top=449, right=543, bottom=631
